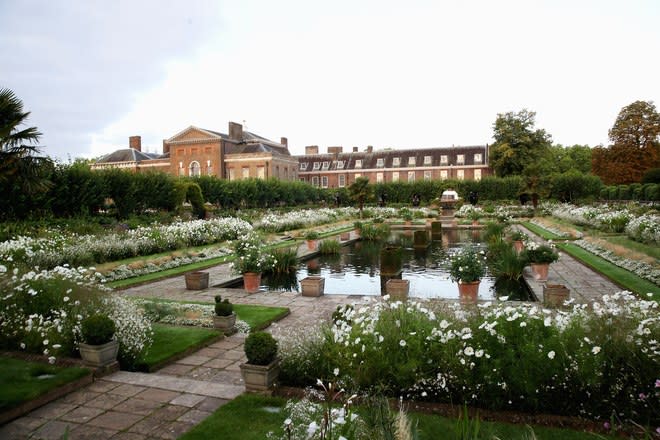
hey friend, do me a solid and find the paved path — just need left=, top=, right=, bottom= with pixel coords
left=0, top=232, right=627, bottom=439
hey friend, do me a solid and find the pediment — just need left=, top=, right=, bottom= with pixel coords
left=166, top=126, right=223, bottom=143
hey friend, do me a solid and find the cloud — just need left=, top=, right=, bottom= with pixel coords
left=0, top=0, right=223, bottom=160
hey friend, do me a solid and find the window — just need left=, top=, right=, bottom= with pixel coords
left=392, top=157, right=400, bottom=166
left=457, top=154, right=465, bottom=164
left=336, top=161, right=344, bottom=169
left=392, top=171, right=399, bottom=182
left=242, top=166, right=250, bottom=178
left=338, top=175, right=346, bottom=187
left=312, top=176, right=319, bottom=186
left=206, top=160, right=212, bottom=175
left=376, top=172, right=384, bottom=183
left=178, top=161, right=184, bottom=176
left=257, top=165, right=265, bottom=179
left=474, top=153, right=482, bottom=164
left=354, top=173, right=361, bottom=179
left=189, top=161, right=201, bottom=177
left=440, top=170, right=448, bottom=180
left=228, top=168, right=235, bottom=181
left=321, top=176, right=328, bottom=188
left=457, top=169, right=464, bottom=180
left=424, top=170, right=432, bottom=181
left=376, top=158, right=384, bottom=168
left=408, top=156, right=416, bottom=166
left=313, top=162, right=321, bottom=170
left=355, top=159, right=362, bottom=169
left=440, top=155, right=448, bottom=164
left=300, top=162, right=308, bottom=171
left=408, top=171, right=415, bottom=182
left=424, top=155, right=432, bottom=165
left=474, top=169, right=482, bottom=181
left=322, top=161, right=330, bottom=170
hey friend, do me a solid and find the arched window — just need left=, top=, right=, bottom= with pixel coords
left=189, top=161, right=201, bottom=177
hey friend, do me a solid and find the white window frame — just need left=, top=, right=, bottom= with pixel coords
left=313, top=162, right=321, bottom=170
left=338, top=174, right=346, bottom=187
left=408, top=156, right=416, bottom=166
left=376, top=158, right=384, bottom=168
left=474, top=169, right=482, bottom=181
left=408, top=171, right=415, bottom=182
left=457, top=169, right=465, bottom=180
left=354, top=159, right=362, bottom=169
left=424, top=155, right=432, bottom=165
left=321, top=176, right=328, bottom=188
left=322, top=161, right=330, bottom=170
left=424, top=170, right=432, bottom=181
left=311, top=176, right=320, bottom=186
left=474, top=153, right=482, bottom=164
left=392, top=171, right=399, bottom=182
left=392, top=157, right=400, bottom=166
left=242, top=166, right=250, bottom=178
left=457, top=154, right=465, bottom=165
left=440, top=170, right=448, bottom=180
left=376, top=172, right=384, bottom=183
left=440, top=155, right=448, bottom=164
left=300, top=162, right=308, bottom=171
left=189, top=161, right=201, bottom=177
left=336, top=161, right=344, bottom=169
left=257, top=165, right=265, bottom=179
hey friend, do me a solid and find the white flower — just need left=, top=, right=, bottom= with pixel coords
left=399, top=339, right=407, bottom=347
left=464, top=346, right=474, bottom=356
left=475, top=349, right=484, bottom=358
left=592, top=346, right=601, bottom=355
left=308, top=421, right=318, bottom=436
left=333, top=368, right=340, bottom=376
left=548, top=350, right=556, bottom=359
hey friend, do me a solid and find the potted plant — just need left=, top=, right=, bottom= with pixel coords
left=449, top=247, right=486, bottom=304
left=233, top=233, right=268, bottom=293
left=240, top=331, right=279, bottom=392
left=305, top=230, right=320, bottom=250
left=399, top=208, right=413, bottom=226
left=78, top=314, right=119, bottom=368
left=522, top=242, right=559, bottom=281
left=213, top=295, right=236, bottom=333
left=468, top=207, right=483, bottom=226
left=510, top=230, right=527, bottom=254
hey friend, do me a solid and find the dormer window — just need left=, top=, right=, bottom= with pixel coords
left=424, top=155, right=432, bottom=165
left=376, top=158, right=384, bottom=168
left=408, top=156, right=416, bottom=166
left=457, top=154, right=465, bottom=164
left=440, top=155, right=448, bottom=165
left=392, top=157, right=401, bottom=166
left=336, top=161, right=345, bottom=169
left=322, top=161, right=330, bottom=170
left=313, top=162, right=321, bottom=170
left=474, top=153, right=482, bottom=164
left=300, top=163, right=308, bottom=171
left=355, top=159, right=362, bottom=169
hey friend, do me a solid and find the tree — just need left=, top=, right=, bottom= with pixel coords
left=593, top=100, right=660, bottom=184
left=489, top=109, right=552, bottom=177
left=349, top=177, right=372, bottom=217
left=546, top=144, right=592, bottom=174
left=0, top=88, right=51, bottom=194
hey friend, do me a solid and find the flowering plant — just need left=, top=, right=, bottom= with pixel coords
left=522, top=242, right=559, bottom=264
left=449, top=247, right=486, bottom=283
left=232, top=233, right=271, bottom=274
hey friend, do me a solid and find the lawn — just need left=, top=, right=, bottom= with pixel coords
left=135, top=323, right=221, bottom=371
left=233, top=304, right=289, bottom=330
left=521, top=221, right=565, bottom=240
left=0, top=357, right=90, bottom=412
left=557, top=243, right=660, bottom=300
left=180, top=393, right=618, bottom=440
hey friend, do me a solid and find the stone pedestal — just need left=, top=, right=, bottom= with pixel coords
left=300, top=276, right=325, bottom=297
left=386, top=279, right=410, bottom=301
left=544, top=284, right=569, bottom=307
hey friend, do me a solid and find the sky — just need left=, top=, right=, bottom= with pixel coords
left=2, top=0, right=659, bottom=161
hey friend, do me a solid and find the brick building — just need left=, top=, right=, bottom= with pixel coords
left=91, top=122, right=298, bottom=181
left=296, top=145, right=491, bottom=188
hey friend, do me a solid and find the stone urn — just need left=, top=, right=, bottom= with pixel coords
left=386, top=279, right=410, bottom=301
left=300, top=276, right=325, bottom=297
left=458, top=280, right=480, bottom=305
left=240, top=359, right=280, bottom=392
left=213, top=313, right=236, bottom=333
left=185, top=271, right=209, bottom=290
left=530, top=263, right=549, bottom=281
left=79, top=340, right=119, bottom=368
left=544, top=284, right=570, bottom=307
left=243, top=272, right=262, bottom=293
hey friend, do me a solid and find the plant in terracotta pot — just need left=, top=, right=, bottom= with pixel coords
left=305, top=230, right=320, bottom=250
left=79, top=314, right=119, bottom=367
left=449, top=247, right=486, bottom=304
left=213, top=295, right=236, bottom=333
left=233, top=233, right=269, bottom=292
left=509, top=230, right=528, bottom=254
left=522, top=242, right=559, bottom=281
left=240, top=331, right=279, bottom=392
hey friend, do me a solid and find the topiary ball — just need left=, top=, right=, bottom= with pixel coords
left=244, top=331, right=278, bottom=365
left=81, top=314, right=116, bottom=345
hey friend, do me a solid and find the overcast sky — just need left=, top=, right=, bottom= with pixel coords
left=2, top=0, right=659, bottom=161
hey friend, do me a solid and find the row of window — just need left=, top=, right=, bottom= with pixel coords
left=307, top=169, right=482, bottom=188
left=300, top=153, right=482, bottom=171
left=179, top=160, right=212, bottom=177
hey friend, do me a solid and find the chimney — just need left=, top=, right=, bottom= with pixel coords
left=280, top=137, right=288, bottom=147
left=327, top=146, right=343, bottom=154
left=129, top=136, right=141, bottom=152
left=162, top=140, right=169, bottom=155
left=228, top=121, right=243, bottom=141
left=366, top=145, right=373, bottom=153
left=305, top=145, right=319, bottom=155
left=353, top=146, right=358, bottom=153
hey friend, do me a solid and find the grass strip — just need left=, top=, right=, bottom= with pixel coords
left=180, top=393, right=617, bottom=440
left=557, top=243, right=659, bottom=301
left=233, top=304, right=290, bottom=330
left=597, top=234, right=660, bottom=260
left=0, top=357, right=90, bottom=412
left=135, top=324, right=221, bottom=372
left=521, top=221, right=565, bottom=240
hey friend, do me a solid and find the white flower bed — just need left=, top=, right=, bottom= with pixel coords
left=625, top=214, right=660, bottom=245
left=134, top=298, right=249, bottom=331
left=550, top=203, right=633, bottom=233
left=255, top=207, right=358, bottom=232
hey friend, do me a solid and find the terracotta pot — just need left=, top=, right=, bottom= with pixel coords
left=340, top=232, right=350, bottom=241
left=79, top=340, right=119, bottom=368
left=306, top=239, right=317, bottom=251
left=243, top=272, right=262, bottom=293
left=471, top=220, right=480, bottom=226
left=458, top=280, right=480, bottom=305
left=240, top=358, right=280, bottom=392
left=213, top=313, right=236, bottom=332
left=513, top=240, right=524, bottom=254
left=185, top=271, right=209, bottom=290
left=300, top=276, right=325, bottom=297
left=531, top=263, right=549, bottom=281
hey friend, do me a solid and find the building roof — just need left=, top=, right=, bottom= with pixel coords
left=96, top=148, right=162, bottom=163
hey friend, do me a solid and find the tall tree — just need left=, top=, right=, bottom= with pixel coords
left=349, top=176, right=372, bottom=217
left=489, top=109, right=552, bottom=177
left=0, top=88, right=51, bottom=193
left=593, top=100, right=660, bottom=184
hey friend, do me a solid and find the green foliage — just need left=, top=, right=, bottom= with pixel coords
left=522, top=244, right=559, bottom=264
left=349, top=176, right=372, bottom=215
left=304, top=230, right=320, bottom=240
left=185, top=181, right=206, bottom=219
left=641, top=167, right=660, bottom=184
left=358, top=222, right=391, bottom=241
left=318, top=239, right=341, bottom=255
left=214, top=295, right=233, bottom=317
left=550, top=171, right=603, bottom=203
left=449, top=247, right=486, bottom=283
left=80, top=314, right=115, bottom=345
left=244, top=331, right=278, bottom=365
left=266, top=247, right=298, bottom=274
